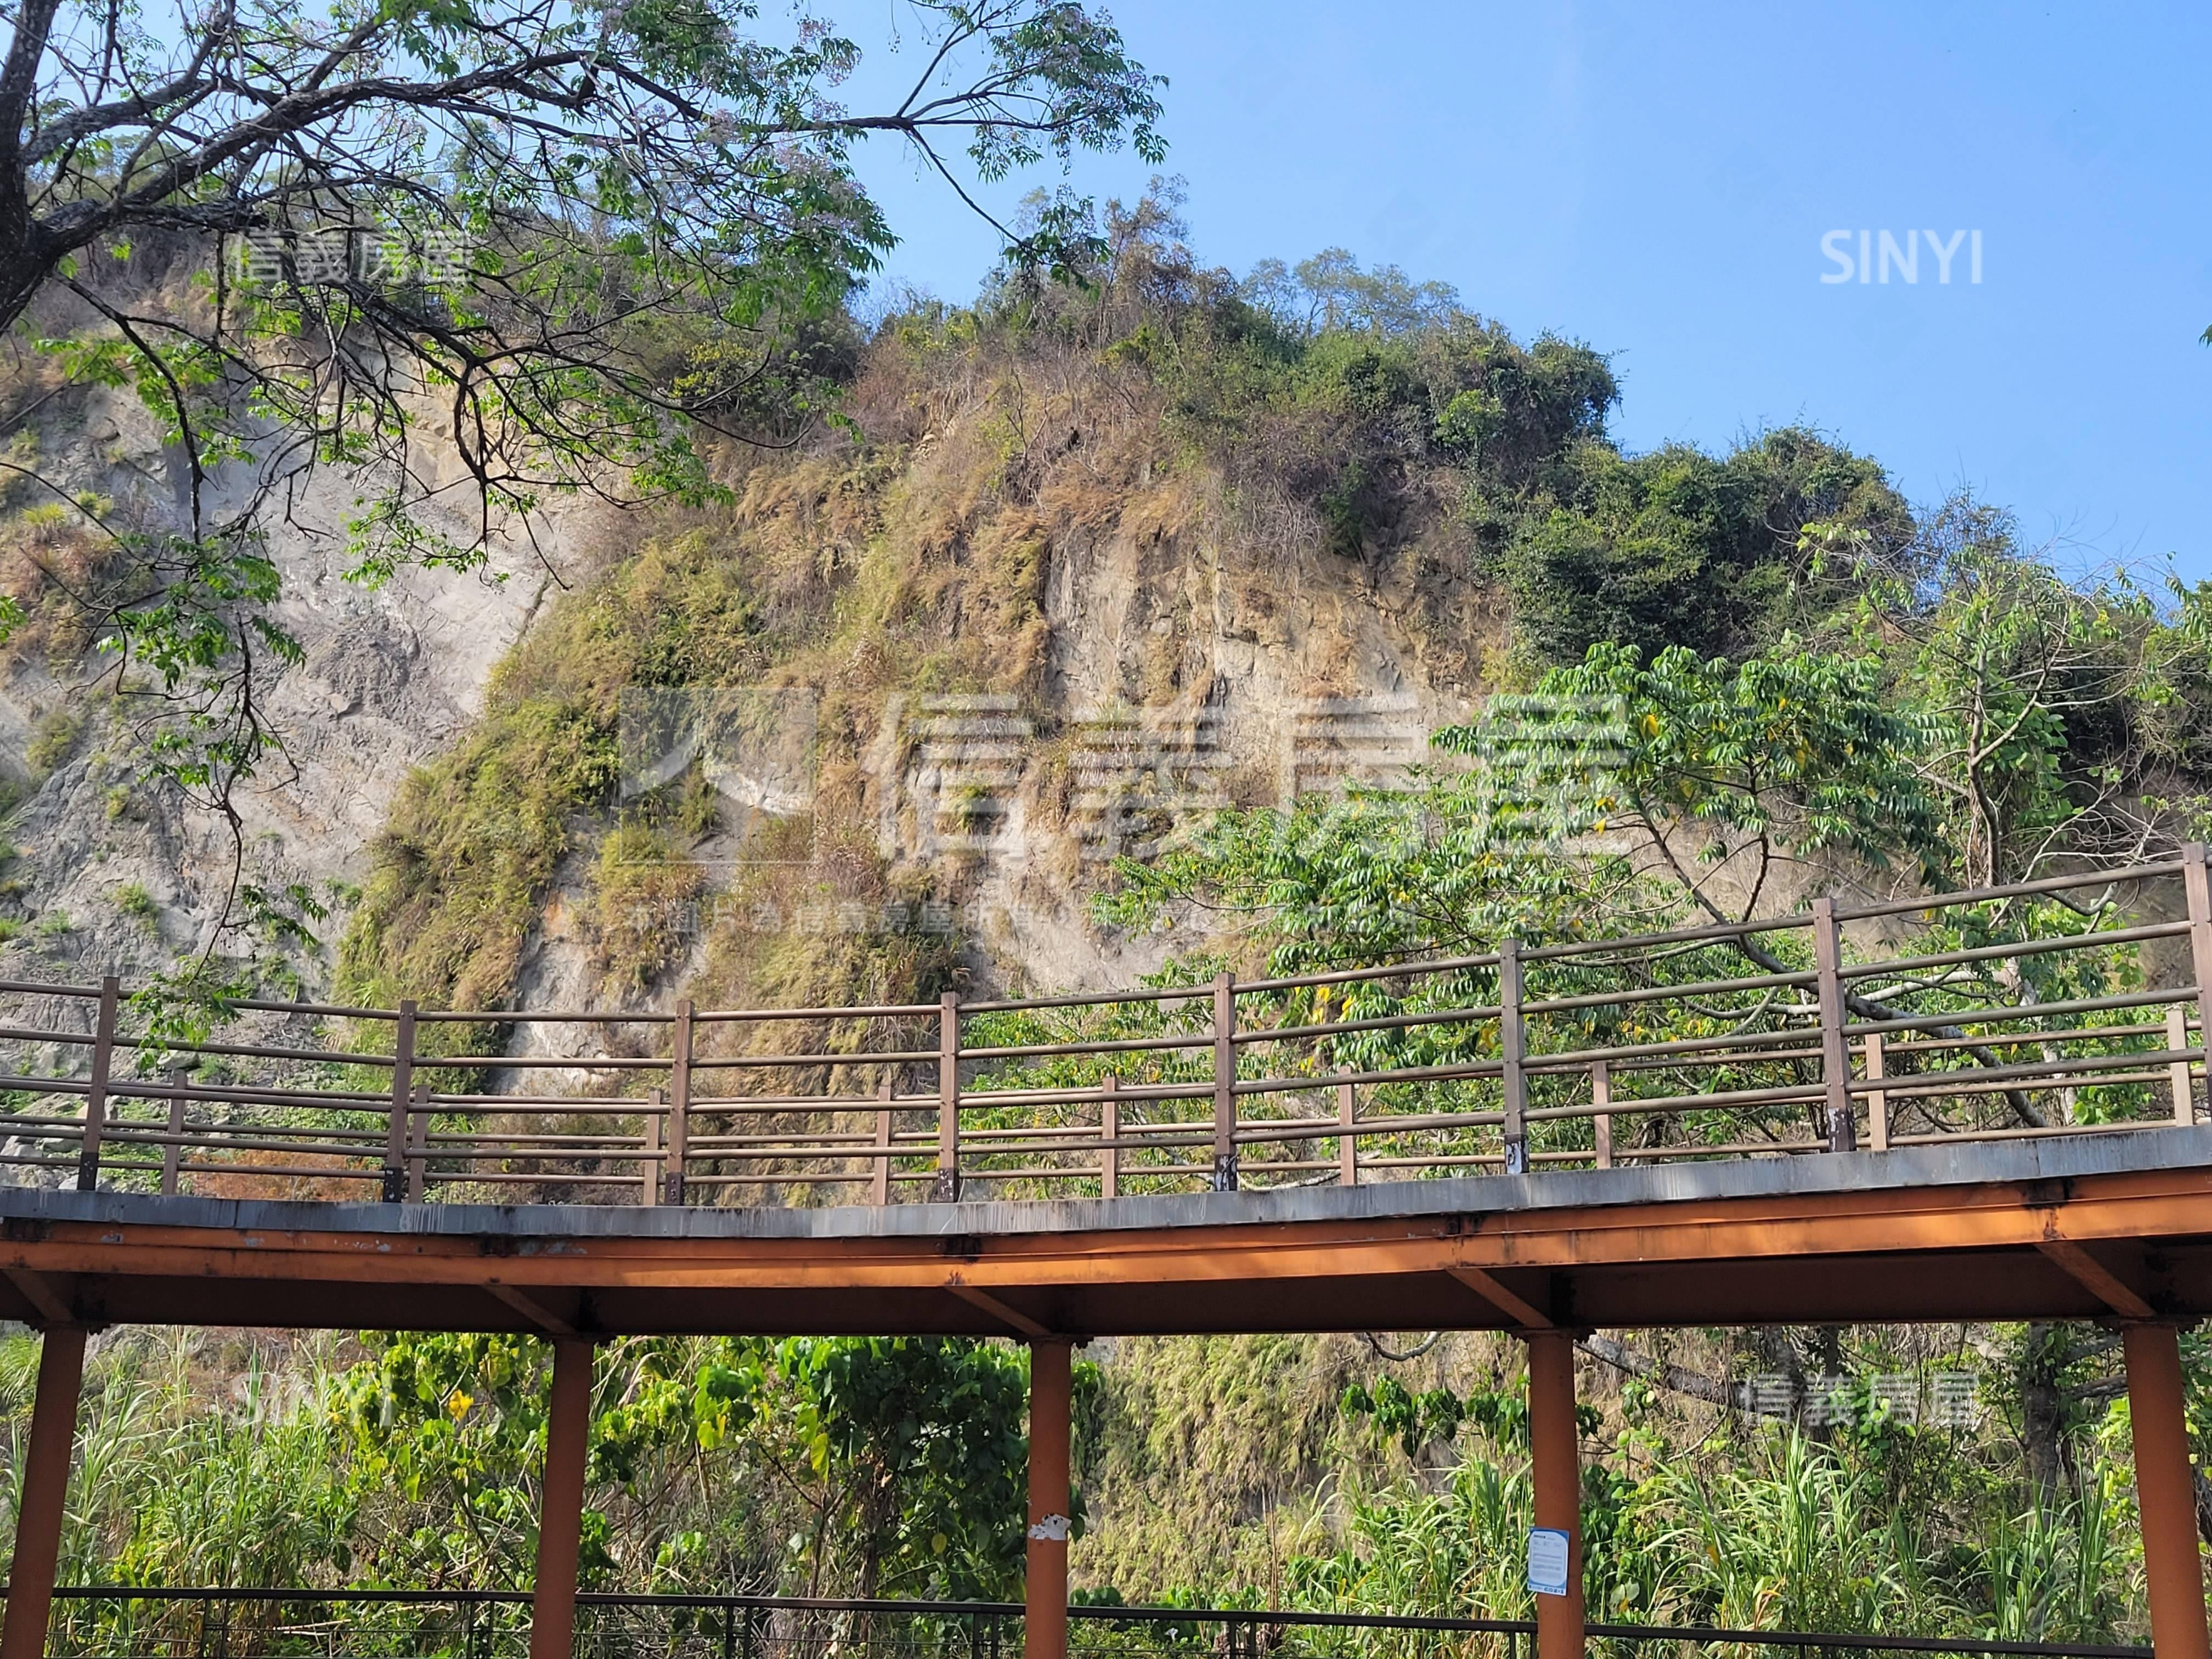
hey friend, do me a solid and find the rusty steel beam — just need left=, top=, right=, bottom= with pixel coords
left=3, top=1267, right=72, bottom=1326
left=2033, top=1239, right=2156, bottom=1319
left=945, top=1280, right=1053, bottom=1338
left=484, top=1283, right=580, bottom=1339
left=1446, top=1265, right=1554, bottom=1329
left=0, top=1244, right=2190, bottom=1336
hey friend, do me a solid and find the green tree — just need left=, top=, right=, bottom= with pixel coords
left=335, top=1331, right=1056, bottom=1600
left=1098, top=641, right=1943, bottom=975
left=1497, top=430, right=1910, bottom=665
left=1812, top=497, right=2212, bottom=883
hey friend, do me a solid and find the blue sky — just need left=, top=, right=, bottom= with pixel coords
left=834, top=1, right=2212, bottom=583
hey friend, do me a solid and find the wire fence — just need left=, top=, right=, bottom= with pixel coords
left=7, top=1587, right=2155, bottom=1659
left=0, top=852, right=2207, bottom=1208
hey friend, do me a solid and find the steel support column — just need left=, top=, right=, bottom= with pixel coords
left=0, top=1325, right=87, bottom=1659
left=1025, top=1338, right=1074, bottom=1659
left=529, top=1338, right=596, bottom=1659
left=1527, top=1330, right=1584, bottom=1659
left=2124, top=1322, right=2210, bottom=1659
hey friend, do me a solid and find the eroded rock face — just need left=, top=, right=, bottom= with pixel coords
left=0, top=362, right=1487, bottom=1019
left=0, top=383, right=578, bottom=986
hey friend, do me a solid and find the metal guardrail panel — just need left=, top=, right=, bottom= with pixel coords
left=0, top=852, right=2204, bottom=1211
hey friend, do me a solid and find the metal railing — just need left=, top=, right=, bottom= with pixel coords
left=8, top=1586, right=2153, bottom=1659
left=0, top=851, right=2208, bottom=1208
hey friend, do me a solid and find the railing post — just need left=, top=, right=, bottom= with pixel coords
left=1863, top=1032, right=1890, bottom=1152
left=2171, top=1006, right=2196, bottom=1126
left=663, top=1000, right=692, bottom=1206
left=872, top=1076, right=894, bottom=1206
left=1813, top=898, right=1856, bottom=1153
left=405, top=1082, right=430, bottom=1201
left=641, top=1088, right=663, bottom=1207
left=161, top=1063, right=188, bottom=1197
left=74, top=974, right=118, bottom=1192
left=2185, top=844, right=2212, bottom=1119
left=381, top=999, right=416, bottom=1202
left=1336, top=1076, right=1357, bottom=1187
left=933, top=991, right=961, bottom=1202
left=1591, top=1059, right=1612, bottom=1170
left=1099, top=1074, right=1119, bottom=1201
left=1211, top=972, right=1238, bottom=1191
left=1500, top=940, right=1527, bottom=1176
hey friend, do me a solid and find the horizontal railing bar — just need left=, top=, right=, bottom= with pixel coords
left=0, top=1076, right=392, bottom=1111
left=1832, top=859, right=2185, bottom=923
left=105, top=1122, right=385, bottom=1148
left=1232, top=1060, right=1503, bottom=1095
left=1838, top=921, right=2188, bottom=981
left=1521, top=1080, right=1823, bottom=1120
left=959, top=1033, right=1214, bottom=1060
left=1864, top=1073, right=2175, bottom=1109
left=0, top=1023, right=95, bottom=1046
left=420, top=1169, right=653, bottom=1186
left=1595, top=1043, right=1823, bottom=1074
left=1884, top=1026, right=2179, bottom=1059
left=1848, top=1047, right=2193, bottom=1095
left=104, top=1034, right=398, bottom=1066
left=1229, top=1005, right=1503, bottom=1046
left=427, top=1093, right=659, bottom=1108
left=227, top=997, right=400, bottom=1020
left=689, top=1050, right=937, bottom=1070
left=1600, top=1136, right=1829, bottom=1162
left=1888, top=1119, right=2175, bottom=1149
left=1526, top=968, right=1819, bottom=1015
left=415, top=1132, right=656, bottom=1151
left=1347, top=1107, right=1506, bottom=1135
left=1845, top=986, right=2195, bottom=1036
left=960, top=1080, right=1215, bottom=1107
left=1231, top=954, right=1499, bottom=994
left=1517, top=911, right=1813, bottom=963
left=402, top=1055, right=671, bottom=1070
left=689, top=1095, right=934, bottom=1112
left=170, top=1160, right=382, bottom=1181
left=1522, top=1025, right=1823, bottom=1071
left=109, top=1130, right=386, bottom=1160
left=409, top=1008, right=675, bottom=1024
left=960, top=986, right=1217, bottom=1013
left=693, top=1003, right=939, bottom=1022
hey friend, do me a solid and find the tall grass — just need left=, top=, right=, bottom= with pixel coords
left=0, top=1331, right=2159, bottom=1649
left=1278, top=1429, right=2143, bottom=1646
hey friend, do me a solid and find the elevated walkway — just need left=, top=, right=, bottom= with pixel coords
left=4, top=1126, right=2208, bottom=1336
left=1, top=852, right=2210, bottom=1659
